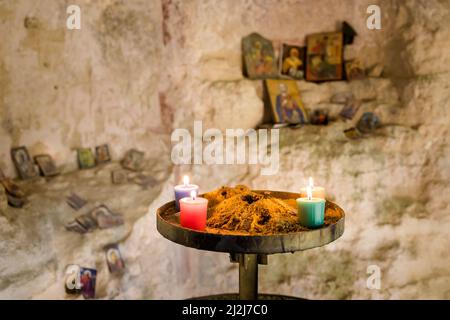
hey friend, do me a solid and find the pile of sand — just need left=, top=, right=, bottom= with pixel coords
left=204, top=185, right=307, bottom=234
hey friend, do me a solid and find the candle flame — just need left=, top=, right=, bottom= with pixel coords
left=307, top=185, right=312, bottom=200
left=183, top=175, right=189, bottom=186
left=190, top=190, right=197, bottom=200
left=308, top=176, right=314, bottom=188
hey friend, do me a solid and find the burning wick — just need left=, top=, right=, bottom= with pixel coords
left=183, top=175, right=189, bottom=186
left=306, top=185, right=313, bottom=200
left=308, top=176, right=314, bottom=189
left=191, top=190, right=197, bottom=201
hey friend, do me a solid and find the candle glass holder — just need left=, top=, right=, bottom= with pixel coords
left=296, top=197, right=326, bottom=228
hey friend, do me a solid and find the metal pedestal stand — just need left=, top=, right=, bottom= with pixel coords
left=157, top=190, right=345, bottom=300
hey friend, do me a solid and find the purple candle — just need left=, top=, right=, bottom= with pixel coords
left=174, top=175, right=199, bottom=211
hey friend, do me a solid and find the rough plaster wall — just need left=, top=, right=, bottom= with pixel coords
left=124, top=0, right=450, bottom=300
left=0, top=0, right=167, bottom=175
left=0, top=0, right=449, bottom=299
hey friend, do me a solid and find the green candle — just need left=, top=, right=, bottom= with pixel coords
left=296, top=186, right=325, bottom=228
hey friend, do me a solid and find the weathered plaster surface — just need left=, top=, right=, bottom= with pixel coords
left=0, top=0, right=449, bottom=299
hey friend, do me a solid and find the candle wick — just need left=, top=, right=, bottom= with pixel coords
left=306, top=185, right=312, bottom=200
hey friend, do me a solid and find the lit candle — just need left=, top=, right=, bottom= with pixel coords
left=174, top=175, right=199, bottom=211
left=296, top=185, right=326, bottom=228
left=300, top=177, right=325, bottom=199
left=179, top=190, right=208, bottom=231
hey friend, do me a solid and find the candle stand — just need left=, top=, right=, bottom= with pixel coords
left=156, top=190, right=345, bottom=300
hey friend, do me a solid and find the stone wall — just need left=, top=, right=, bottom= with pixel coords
left=0, top=0, right=449, bottom=299
left=0, top=0, right=167, bottom=176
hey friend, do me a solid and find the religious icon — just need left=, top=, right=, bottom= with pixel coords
left=66, top=193, right=87, bottom=210
left=65, top=220, right=88, bottom=234
left=6, top=193, right=27, bottom=208
left=279, top=44, right=305, bottom=79
left=65, top=264, right=82, bottom=294
left=340, top=98, right=361, bottom=120
left=306, top=32, right=343, bottom=81
left=34, top=154, right=59, bottom=177
left=11, top=146, right=39, bottom=179
left=122, top=149, right=145, bottom=171
left=111, top=170, right=128, bottom=185
left=265, top=79, right=308, bottom=124
left=95, top=144, right=111, bottom=164
left=242, top=33, right=277, bottom=79
left=343, top=127, right=362, bottom=139
left=309, top=109, right=329, bottom=125
left=345, top=59, right=365, bottom=81
left=77, top=148, right=96, bottom=169
left=79, top=267, right=97, bottom=299
left=1, top=178, right=26, bottom=199
left=105, top=244, right=125, bottom=273
left=75, top=212, right=98, bottom=232
left=356, top=112, right=381, bottom=133
left=91, top=205, right=124, bottom=229
left=0, top=172, right=27, bottom=208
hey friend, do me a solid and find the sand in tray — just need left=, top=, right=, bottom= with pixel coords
left=203, top=185, right=309, bottom=234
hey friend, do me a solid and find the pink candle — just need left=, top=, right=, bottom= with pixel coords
left=180, top=191, right=208, bottom=231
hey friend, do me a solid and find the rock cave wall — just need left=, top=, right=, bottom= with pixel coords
left=0, top=0, right=449, bottom=299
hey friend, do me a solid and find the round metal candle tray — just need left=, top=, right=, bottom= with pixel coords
left=157, top=190, right=345, bottom=254
left=156, top=190, right=345, bottom=300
